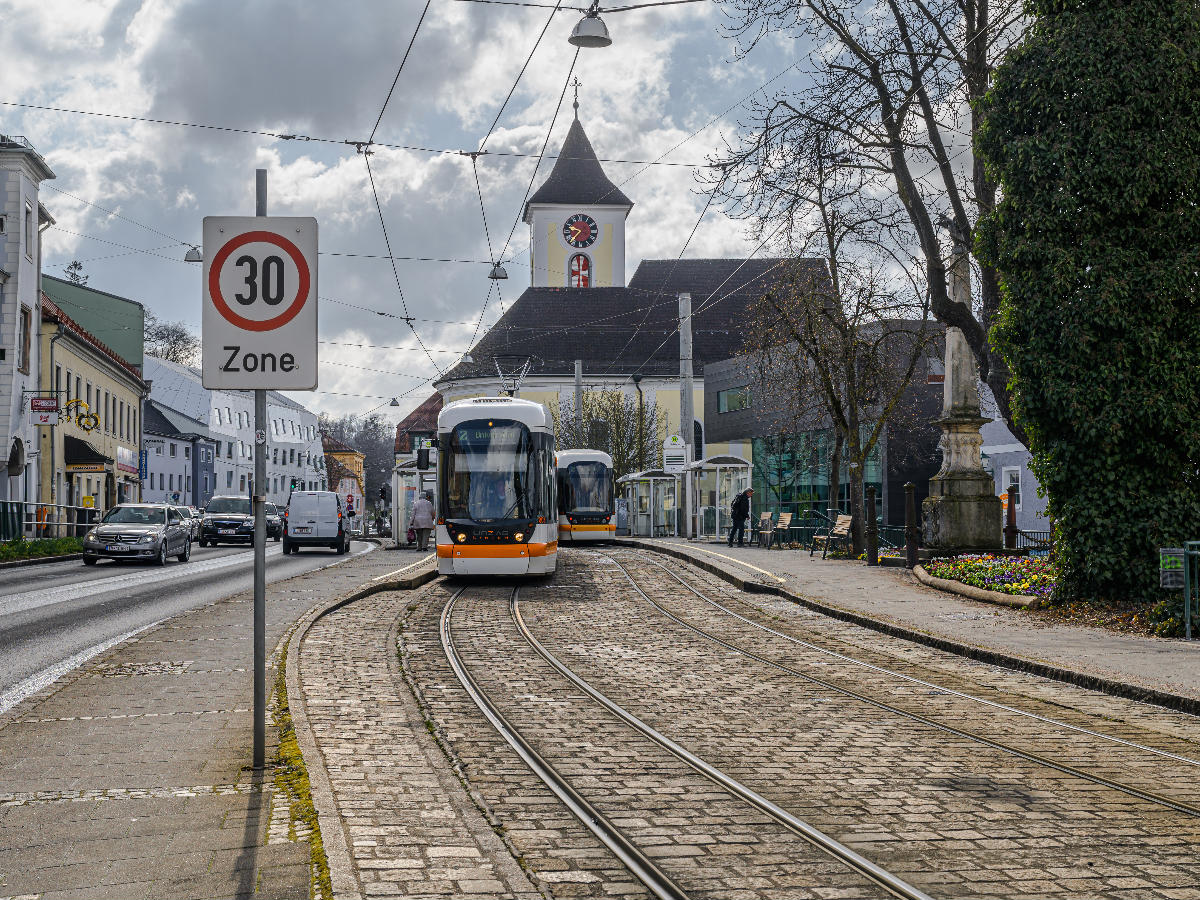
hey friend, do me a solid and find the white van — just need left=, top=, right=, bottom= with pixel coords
left=283, top=491, right=349, bottom=554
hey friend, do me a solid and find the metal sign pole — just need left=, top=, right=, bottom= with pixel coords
left=253, top=169, right=268, bottom=770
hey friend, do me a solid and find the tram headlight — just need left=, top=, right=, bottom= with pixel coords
left=456, top=532, right=467, bottom=543
left=514, top=532, right=525, bottom=542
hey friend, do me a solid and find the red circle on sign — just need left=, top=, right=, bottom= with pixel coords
left=346, top=494, right=354, bottom=503
left=209, top=230, right=311, bottom=332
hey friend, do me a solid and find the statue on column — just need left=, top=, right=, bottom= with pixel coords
left=922, top=221, right=1003, bottom=551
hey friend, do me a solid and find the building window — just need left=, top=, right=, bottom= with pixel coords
left=227, top=471, right=234, bottom=488
left=289, top=448, right=296, bottom=464
left=1004, top=467, right=1022, bottom=512
left=24, top=201, right=33, bottom=259
left=204, top=474, right=209, bottom=492
left=159, top=473, right=164, bottom=490
left=227, top=441, right=234, bottom=459
left=17, top=306, right=31, bottom=374
left=693, top=419, right=704, bottom=459
left=240, top=474, right=246, bottom=491
left=169, top=473, right=175, bottom=490
left=169, top=444, right=177, bottom=458
left=717, top=387, right=750, bottom=413
left=184, top=446, right=190, bottom=460
left=568, top=254, right=590, bottom=288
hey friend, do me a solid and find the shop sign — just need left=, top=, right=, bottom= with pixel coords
left=116, top=446, right=138, bottom=474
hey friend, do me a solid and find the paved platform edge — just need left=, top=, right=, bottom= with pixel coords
left=622, top=538, right=1200, bottom=717
left=283, top=561, right=439, bottom=900
left=912, top=564, right=1035, bottom=608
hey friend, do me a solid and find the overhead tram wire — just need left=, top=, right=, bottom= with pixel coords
left=467, top=46, right=581, bottom=349
left=0, top=101, right=703, bottom=168
left=461, top=0, right=566, bottom=347
left=357, top=1, right=443, bottom=375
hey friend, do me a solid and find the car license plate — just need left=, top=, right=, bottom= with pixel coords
left=219, top=529, right=235, bottom=535
left=293, top=527, right=311, bottom=534
left=106, top=544, right=128, bottom=552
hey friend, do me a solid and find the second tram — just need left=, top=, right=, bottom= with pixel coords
left=557, top=449, right=616, bottom=543
left=435, top=397, right=558, bottom=576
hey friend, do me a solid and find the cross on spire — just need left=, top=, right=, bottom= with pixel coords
left=572, top=77, right=582, bottom=118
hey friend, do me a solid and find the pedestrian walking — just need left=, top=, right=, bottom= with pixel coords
left=727, top=488, right=753, bottom=547
left=409, top=491, right=435, bottom=551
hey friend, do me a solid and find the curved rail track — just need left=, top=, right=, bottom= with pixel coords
left=605, top=549, right=1200, bottom=821
left=440, top=584, right=934, bottom=900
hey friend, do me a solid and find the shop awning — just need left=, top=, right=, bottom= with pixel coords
left=64, top=435, right=109, bottom=467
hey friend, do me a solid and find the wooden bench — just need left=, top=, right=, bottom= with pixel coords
left=755, top=512, right=773, bottom=548
left=769, top=512, right=793, bottom=549
left=811, top=514, right=853, bottom=558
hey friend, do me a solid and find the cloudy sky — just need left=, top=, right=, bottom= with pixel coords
left=2, top=0, right=806, bottom=422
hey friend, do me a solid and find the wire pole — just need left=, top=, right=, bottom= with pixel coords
left=253, top=168, right=268, bottom=770
left=678, top=292, right=693, bottom=538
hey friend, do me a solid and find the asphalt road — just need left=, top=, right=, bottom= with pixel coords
left=0, top=539, right=376, bottom=715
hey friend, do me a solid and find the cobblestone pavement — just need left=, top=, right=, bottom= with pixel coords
left=299, top=590, right=540, bottom=900
left=0, top=544, right=403, bottom=900
left=298, top=547, right=1200, bottom=899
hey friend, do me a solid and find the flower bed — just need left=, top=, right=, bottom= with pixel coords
left=0, top=537, right=84, bottom=562
left=925, top=553, right=1057, bottom=599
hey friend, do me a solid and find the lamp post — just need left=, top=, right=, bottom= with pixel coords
left=632, top=373, right=644, bottom=470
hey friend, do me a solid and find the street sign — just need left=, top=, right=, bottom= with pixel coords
left=33, top=412, right=59, bottom=426
left=202, top=216, right=317, bottom=390
left=663, top=434, right=687, bottom=473
left=31, top=397, right=59, bottom=413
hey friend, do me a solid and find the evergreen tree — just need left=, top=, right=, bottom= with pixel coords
left=977, top=0, right=1200, bottom=601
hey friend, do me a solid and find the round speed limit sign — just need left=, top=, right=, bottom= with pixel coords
left=202, top=216, right=318, bottom=390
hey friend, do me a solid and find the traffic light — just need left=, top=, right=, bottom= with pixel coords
left=379, top=486, right=386, bottom=501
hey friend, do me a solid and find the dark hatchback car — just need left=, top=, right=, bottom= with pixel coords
left=82, top=504, right=192, bottom=565
left=199, top=495, right=253, bottom=546
left=265, top=503, right=282, bottom=541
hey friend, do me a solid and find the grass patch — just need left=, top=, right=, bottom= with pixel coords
left=0, top=536, right=83, bottom=561
left=272, top=638, right=333, bottom=900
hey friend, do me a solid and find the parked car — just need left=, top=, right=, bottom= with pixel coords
left=82, top=504, right=192, bottom=565
left=177, top=505, right=200, bottom=543
left=265, top=503, right=282, bottom=541
left=199, top=495, right=253, bottom=546
left=283, top=491, right=349, bottom=555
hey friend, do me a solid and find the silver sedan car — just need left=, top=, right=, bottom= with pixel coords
left=82, top=504, right=193, bottom=566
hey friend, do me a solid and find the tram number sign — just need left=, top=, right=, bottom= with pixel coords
left=202, top=216, right=317, bottom=390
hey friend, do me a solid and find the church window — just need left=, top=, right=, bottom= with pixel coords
left=569, top=254, right=591, bottom=288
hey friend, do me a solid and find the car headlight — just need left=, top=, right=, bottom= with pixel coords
left=456, top=532, right=467, bottom=543
left=514, top=532, right=525, bottom=542
left=202, top=516, right=213, bottom=525
left=137, top=529, right=162, bottom=544
left=84, top=529, right=98, bottom=542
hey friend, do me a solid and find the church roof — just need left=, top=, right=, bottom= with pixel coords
left=438, top=257, right=828, bottom=383
left=523, top=118, right=632, bottom=221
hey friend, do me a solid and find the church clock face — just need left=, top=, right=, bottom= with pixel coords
left=563, top=213, right=598, bottom=249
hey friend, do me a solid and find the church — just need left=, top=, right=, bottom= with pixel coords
left=427, top=107, right=823, bottom=468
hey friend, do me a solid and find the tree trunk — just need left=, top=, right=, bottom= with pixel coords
left=850, top=469, right=865, bottom=557
left=827, top=432, right=844, bottom=520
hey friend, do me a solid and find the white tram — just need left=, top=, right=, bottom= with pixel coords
left=557, top=449, right=616, bottom=543
left=435, top=397, right=558, bottom=576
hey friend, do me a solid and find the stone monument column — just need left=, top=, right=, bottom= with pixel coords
left=922, top=224, right=1002, bottom=551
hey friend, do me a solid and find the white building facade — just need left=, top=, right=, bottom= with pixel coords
left=0, top=135, right=54, bottom=503
left=144, top=357, right=325, bottom=505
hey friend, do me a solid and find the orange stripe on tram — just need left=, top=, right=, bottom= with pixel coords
left=437, top=542, right=557, bottom=559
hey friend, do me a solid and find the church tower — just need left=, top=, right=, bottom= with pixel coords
left=523, top=98, right=633, bottom=288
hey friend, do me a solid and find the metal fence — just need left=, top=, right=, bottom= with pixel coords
left=0, top=501, right=101, bottom=541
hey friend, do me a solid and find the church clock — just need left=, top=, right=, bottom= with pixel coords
left=562, top=213, right=598, bottom=249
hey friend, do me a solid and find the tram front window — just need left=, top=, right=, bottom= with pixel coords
left=565, top=462, right=612, bottom=513
left=441, top=420, right=541, bottom=520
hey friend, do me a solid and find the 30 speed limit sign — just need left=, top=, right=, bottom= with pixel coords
left=202, top=216, right=317, bottom=390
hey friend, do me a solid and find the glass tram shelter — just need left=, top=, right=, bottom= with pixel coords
left=617, top=469, right=679, bottom=537
left=391, top=457, right=437, bottom=544
left=684, top=454, right=751, bottom=541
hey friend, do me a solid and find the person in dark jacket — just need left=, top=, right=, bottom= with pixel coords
left=727, top=488, right=754, bottom=547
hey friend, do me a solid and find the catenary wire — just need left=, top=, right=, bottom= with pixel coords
left=368, top=0, right=432, bottom=146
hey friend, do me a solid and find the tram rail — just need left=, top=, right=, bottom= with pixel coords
left=605, top=549, right=1200, bottom=821
left=440, top=583, right=934, bottom=900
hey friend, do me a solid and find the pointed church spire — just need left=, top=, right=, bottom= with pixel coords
left=572, top=77, right=581, bottom=119
left=523, top=112, right=633, bottom=222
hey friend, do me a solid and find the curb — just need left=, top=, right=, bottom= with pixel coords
left=284, top=560, right=439, bottom=900
left=0, top=553, right=83, bottom=569
left=912, top=564, right=1035, bottom=608
left=622, top=538, right=1200, bottom=717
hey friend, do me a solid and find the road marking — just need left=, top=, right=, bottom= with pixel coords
left=369, top=554, right=435, bottom=581
left=0, top=618, right=165, bottom=718
left=0, top=546, right=284, bottom=618
left=643, top=541, right=787, bottom=583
